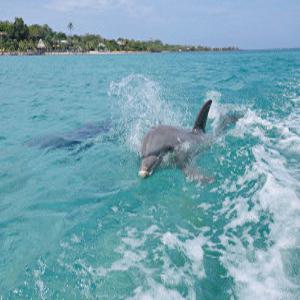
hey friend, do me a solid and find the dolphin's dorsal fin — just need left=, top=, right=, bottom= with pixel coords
left=193, top=99, right=212, bottom=132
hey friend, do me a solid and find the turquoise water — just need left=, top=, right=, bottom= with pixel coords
left=0, top=50, right=300, bottom=299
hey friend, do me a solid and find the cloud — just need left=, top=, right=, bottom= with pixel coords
left=48, top=0, right=123, bottom=12
left=47, top=0, right=152, bottom=16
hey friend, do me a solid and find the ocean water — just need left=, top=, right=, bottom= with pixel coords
left=0, top=50, right=300, bottom=300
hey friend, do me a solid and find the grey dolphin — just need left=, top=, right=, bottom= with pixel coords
left=27, top=120, right=112, bottom=150
left=139, top=99, right=213, bottom=182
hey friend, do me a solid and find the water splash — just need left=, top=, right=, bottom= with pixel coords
left=205, top=90, right=222, bottom=123
left=109, top=74, right=184, bottom=153
left=204, top=90, right=245, bottom=137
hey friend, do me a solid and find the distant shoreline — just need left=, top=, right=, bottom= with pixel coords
left=0, top=49, right=241, bottom=56
left=1, top=18, right=238, bottom=54
left=0, top=51, right=145, bottom=56
left=1, top=48, right=299, bottom=57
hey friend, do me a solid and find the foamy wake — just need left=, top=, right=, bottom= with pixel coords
left=218, top=94, right=300, bottom=299
left=58, top=225, right=208, bottom=300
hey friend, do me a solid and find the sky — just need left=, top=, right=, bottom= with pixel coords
left=0, top=0, right=299, bottom=49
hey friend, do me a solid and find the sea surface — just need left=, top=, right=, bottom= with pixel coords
left=0, top=50, right=300, bottom=299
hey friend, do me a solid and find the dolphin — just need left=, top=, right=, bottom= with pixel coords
left=27, top=120, right=112, bottom=150
left=139, top=99, right=214, bottom=182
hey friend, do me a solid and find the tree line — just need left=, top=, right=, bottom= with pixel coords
left=0, top=17, right=239, bottom=53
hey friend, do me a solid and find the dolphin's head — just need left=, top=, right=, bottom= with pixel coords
left=139, top=155, right=161, bottom=178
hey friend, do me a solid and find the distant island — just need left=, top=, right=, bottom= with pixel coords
left=0, top=18, right=239, bottom=55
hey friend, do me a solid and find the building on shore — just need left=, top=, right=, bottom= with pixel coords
left=0, top=32, right=7, bottom=53
left=0, top=31, right=7, bottom=39
left=98, top=42, right=107, bottom=51
left=37, top=39, right=46, bottom=54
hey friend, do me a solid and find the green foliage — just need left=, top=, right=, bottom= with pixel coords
left=28, top=24, right=53, bottom=42
left=0, top=17, right=239, bottom=53
left=0, top=21, right=12, bottom=33
left=9, top=17, right=29, bottom=41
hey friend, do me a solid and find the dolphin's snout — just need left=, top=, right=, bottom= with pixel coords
left=139, top=169, right=149, bottom=178
left=139, top=155, right=159, bottom=178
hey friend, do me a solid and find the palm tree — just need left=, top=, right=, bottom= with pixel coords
left=67, top=22, right=73, bottom=35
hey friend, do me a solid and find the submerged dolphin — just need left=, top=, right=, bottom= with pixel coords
left=139, top=100, right=214, bottom=182
left=27, top=121, right=112, bottom=150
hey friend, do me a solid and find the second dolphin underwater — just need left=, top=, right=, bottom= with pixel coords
left=139, top=99, right=240, bottom=182
left=27, top=121, right=112, bottom=150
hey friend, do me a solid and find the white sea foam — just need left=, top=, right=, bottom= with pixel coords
left=219, top=99, right=300, bottom=299
left=33, top=259, right=47, bottom=300
left=205, top=90, right=246, bottom=137
left=161, top=231, right=206, bottom=276
left=128, top=279, right=185, bottom=300
left=58, top=223, right=207, bottom=300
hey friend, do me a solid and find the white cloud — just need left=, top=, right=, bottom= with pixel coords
left=48, top=0, right=122, bottom=12
left=48, top=0, right=152, bottom=16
